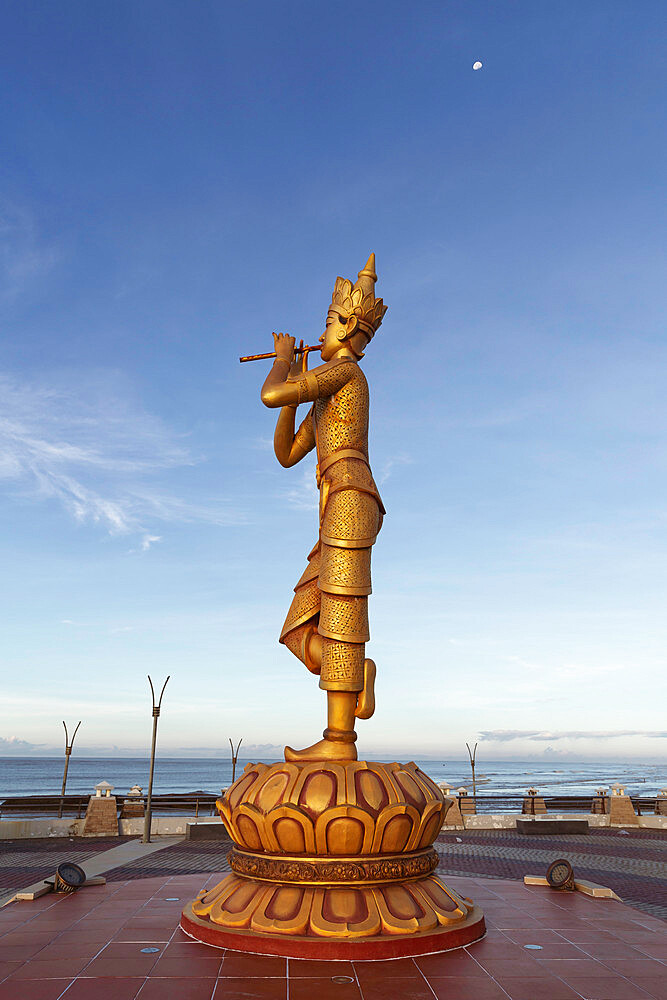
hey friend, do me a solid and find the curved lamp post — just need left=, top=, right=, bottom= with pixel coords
left=466, top=741, right=478, bottom=800
left=229, top=737, right=243, bottom=785
left=142, top=675, right=170, bottom=844
left=58, top=720, right=82, bottom=818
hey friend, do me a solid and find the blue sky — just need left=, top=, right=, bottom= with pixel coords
left=1, top=1, right=665, bottom=762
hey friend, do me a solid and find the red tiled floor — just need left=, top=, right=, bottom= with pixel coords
left=151, top=955, right=223, bottom=977
left=429, top=977, right=509, bottom=999
left=536, top=957, right=612, bottom=981
left=219, top=951, right=286, bottom=977
left=360, top=978, right=434, bottom=1000
left=564, top=978, right=656, bottom=1000
left=634, top=979, right=667, bottom=1000
left=63, top=977, right=146, bottom=999
left=84, top=953, right=161, bottom=977
left=0, top=960, right=23, bottom=981
left=213, top=979, right=286, bottom=999
left=471, top=958, right=549, bottom=978
left=289, top=977, right=362, bottom=1000
left=288, top=959, right=355, bottom=977
left=164, top=940, right=226, bottom=958
left=4, top=956, right=90, bottom=980
left=415, top=950, right=489, bottom=977
left=138, top=977, right=216, bottom=999
left=0, top=870, right=665, bottom=1000
left=353, top=957, right=423, bottom=984
left=0, top=980, right=72, bottom=1000
left=494, top=976, right=583, bottom=999
left=598, top=957, right=666, bottom=976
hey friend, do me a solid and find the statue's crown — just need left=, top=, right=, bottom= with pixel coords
left=330, top=252, right=388, bottom=341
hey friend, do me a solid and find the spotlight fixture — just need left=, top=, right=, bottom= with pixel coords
left=545, top=858, right=575, bottom=892
left=50, top=862, right=87, bottom=894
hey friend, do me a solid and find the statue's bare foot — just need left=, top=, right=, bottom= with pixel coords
left=284, top=738, right=357, bottom=762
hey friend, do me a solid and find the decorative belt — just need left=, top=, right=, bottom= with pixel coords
left=316, top=448, right=368, bottom=488
left=229, top=846, right=438, bottom=886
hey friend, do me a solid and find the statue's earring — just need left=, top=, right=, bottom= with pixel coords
left=337, top=316, right=349, bottom=342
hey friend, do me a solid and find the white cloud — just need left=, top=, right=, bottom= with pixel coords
left=480, top=729, right=667, bottom=742
left=378, top=453, right=413, bottom=486
left=282, top=465, right=318, bottom=510
left=0, top=201, right=59, bottom=300
left=0, top=371, right=244, bottom=536
left=141, top=534, right=162, bottom=552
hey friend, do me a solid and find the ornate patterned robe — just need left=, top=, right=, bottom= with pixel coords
left=279, top=358, right=384, bottom=692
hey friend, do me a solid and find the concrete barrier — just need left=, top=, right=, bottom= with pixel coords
left=1, top=815, right=225, bottom=839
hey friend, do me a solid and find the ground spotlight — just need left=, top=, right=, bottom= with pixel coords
left=545, top=858, right=575, bottom=891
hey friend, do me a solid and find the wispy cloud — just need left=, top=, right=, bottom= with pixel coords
left=0, top=371, right=243, bottom=537
left=282, top=465, right=318, bottom=510
left=141, top=534, right=162, bottom=552
left=480, top=729, right=667, bottom=742
left=378, top=453, right=413, bottom=485
left=0, top=201, right=59, bottom=300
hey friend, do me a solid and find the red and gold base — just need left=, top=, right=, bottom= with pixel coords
left=181, top=761, right=485, bottom=958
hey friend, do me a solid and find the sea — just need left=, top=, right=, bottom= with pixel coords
left=0, top=757, right=664, bottom=801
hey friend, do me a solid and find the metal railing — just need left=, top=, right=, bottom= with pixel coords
left=448, top=794, right=662, bottom=815
left=1, top=793, right=662, bottom=821
left=0, top=793, right=220, bottom=820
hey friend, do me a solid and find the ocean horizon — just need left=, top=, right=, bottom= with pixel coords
left=0, top=756, right=664, bottom=801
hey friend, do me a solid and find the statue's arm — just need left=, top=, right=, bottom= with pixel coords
left=274, top=405, right=315, bottom=468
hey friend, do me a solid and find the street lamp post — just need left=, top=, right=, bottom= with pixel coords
left=58, top=720, right=82, bottom=819
left=142, top=675, right=170, bottom=844
left=466, top=741, right=478, bottom=800
left=229, top=737, right=243, bottom=785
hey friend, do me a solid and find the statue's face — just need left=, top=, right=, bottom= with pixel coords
left=320, top=309, right=349, bottom=361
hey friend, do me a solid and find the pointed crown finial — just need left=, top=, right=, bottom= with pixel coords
left=329, top=252, right=388, bottom=343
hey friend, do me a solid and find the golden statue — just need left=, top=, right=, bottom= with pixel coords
left=180, top=255, right=484, bottom=959
left=259, top=252, right=386, bottom=762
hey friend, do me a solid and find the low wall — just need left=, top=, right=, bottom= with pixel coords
left=0, top=815, right=224, bottom=840
left=2, top=812, right=663, bottom=840
left=460, top=813, right=666, bottom=831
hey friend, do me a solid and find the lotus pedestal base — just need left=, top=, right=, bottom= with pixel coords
left=181, top=872, right=484, bottom=959
left=180, top=760, right=485, bottom=959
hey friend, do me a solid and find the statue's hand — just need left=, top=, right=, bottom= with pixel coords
left=273, top=332, right=295, bottom=365
left=290, top=339, right=309, bottom=378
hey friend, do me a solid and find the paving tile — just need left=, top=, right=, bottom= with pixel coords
left=151, top=955, right=223, bottom=977
left=97, top=942, right=166, bottom=960
left=564, top=978, right=655, bottom=999
left=470, top=958, right=547, bottom=978
left=358, top=977, right=432, bottom=1000
left=138, top=977, right=217, bottom=999
left=0, top=944, right=50, bottom=961
left=0, top=980, right=72, bottom=1000
left=574, top=941, right=649, bottom=960
left=35, top=942, right=104, bottom=961
left=637, top=945, right=667, bottom=960
left=634, top=979, right=667, bottom=1000
left=113, top=927, right=172, bottom=942
left=415, top=950, right=489, bottom=977
left=163, top=941, right=226, bottom=958
left=598, top=958, right=667, bottom=976
left=288, top=959, right=355, bottom=978
left=212, top=979, right=287, bottom=999
left=63, top=977, right=146, bottom=999
left=85, top=954, right=161, bottom=977
left=219, top=951, right=287, bottom=978
left=0, top=960, right=23, bottom=981
left=353, top=958, right=422, bottom=983
left=429, top=977, right=510, bottom=999
left=5, top=956, right=90, bottom=979
left=536, top=958, right=612, bottom=981
left=289, top=977, right=361, bottom=1000
left=494, top=976, right=582, bottom=999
